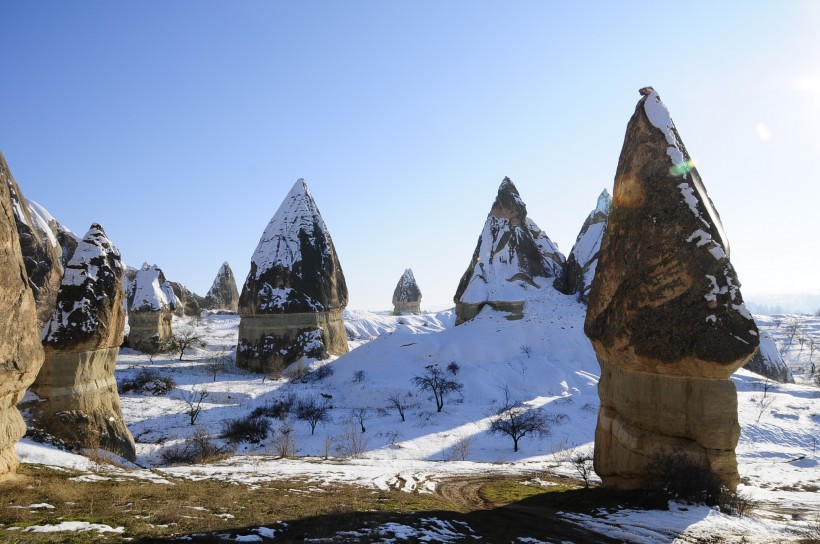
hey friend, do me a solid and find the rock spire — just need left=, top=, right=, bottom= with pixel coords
left=585, top=88, right=759, bottom=489
left=392, top=268, right=422, bottom=315
left=126, top=263, right=176, bottom=350
left=454, top=177, right=564, bottom=325
left=556, top=189, right=610, bottom=303
left=237, top=179, right=348, bottom=373
left=203, top=262, right=240, bottom=312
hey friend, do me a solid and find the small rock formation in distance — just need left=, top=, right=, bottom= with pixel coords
left=585, top=87, right=759, bottom=490
left=169, top=281, right=204, bottom=318
left=453, top=177, right=565, bottom=325
left=392, top=268, right=422, bottom=315
left=237, top=179, right=348, bottom=373
left=0, top=152, right=45, bottom=480
left=744, top=330, right=794, bottom=383
left=33, top=224, right=136, bottom=461
left=556, top=189, right=611, bottom=303
left=203, top=261, right=240, bottom=312
left=126, top=263, right=177, bottom=350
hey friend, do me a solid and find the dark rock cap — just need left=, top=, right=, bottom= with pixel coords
left=392, top=268, right=422, bottom=305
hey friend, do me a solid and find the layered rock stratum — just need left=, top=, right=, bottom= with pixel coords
left=33, top=224, right=136, bottom=460
left=556, top=190, right=610, bottom=303
left=392, top=268, right=422, bottom=315
left=203, top=262, right=240, bottom=312
left=126, top=263, right=176, bottom=350
left=237, top=179, right=348, bottom=373
left=584, top=88, right=759, bottom=490
left=454, top=177, right=564, bottom=325
left=0, top=152, right=44, bottom=480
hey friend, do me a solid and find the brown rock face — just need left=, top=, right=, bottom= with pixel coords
left=237, top=179, right=348, bottom=373
left=2, top=154, right=64, bottom=327
left=33, top=224, right=136, bottom=461
left=0, top=153, right=45, bottom=479
left=203, top=262, right=240, bottom=312
left=585, top=88, right=759, bottom=490
left=392, top=268, right=422, bottom=315
left=170, top=281, right=204, bottom=318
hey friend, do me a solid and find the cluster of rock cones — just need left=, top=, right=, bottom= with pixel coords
left=0, top=88, right=779, bottom=492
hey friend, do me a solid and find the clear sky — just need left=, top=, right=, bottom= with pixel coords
left=2, top=1, right=818, bottom=311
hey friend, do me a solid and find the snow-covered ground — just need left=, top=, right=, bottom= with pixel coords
left=17, top=295, right=820, bottom=542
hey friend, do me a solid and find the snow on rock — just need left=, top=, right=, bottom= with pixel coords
left=454, top=177, right=565, bottom=325
left=556, top=189, right=610, bottom=303
left=128, top=263, right=177, bottom=312
left=744, top=330, right=794, bottom=383
left=392, top=268, right=422, bottom=315
left=237, top=178, right=348, bottom=373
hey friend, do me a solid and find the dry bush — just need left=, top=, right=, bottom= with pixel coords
left=220, top=414, right=271, bottom=444
left=161, top=429, right=231, bottom=465
left=251, top=394, right=296, bottom=421
left=119, top=368, right=177, bottom=396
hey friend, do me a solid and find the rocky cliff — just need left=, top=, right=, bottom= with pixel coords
left=744, top=331, right=794, bottom=383
left=169, top=281, right=204, bottom=317
left=203, top=262, right=240, bottom=312
left=33, top=224, right=136, bottom=460
left=392, top=268, right=422, bottom=315
left=0, top=152, right=45, bottom=479
left=237, top=179, right=348, bottom=373
left=584, top=88, right=759, bottom=490
left=454, top=177, right=564, bottom=325
left=556, top=190, right=610, bottom=303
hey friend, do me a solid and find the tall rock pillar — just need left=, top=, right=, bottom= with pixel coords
left=0, top=152, right=44, bottom=479
left=237, top=179, right=348, bottom=374
left=585, top=88, right=758, bottom=489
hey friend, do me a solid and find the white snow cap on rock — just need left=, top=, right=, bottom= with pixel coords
left=251, top=178, right=331, bottom=278
left=129, top=263, right=176, bottom=312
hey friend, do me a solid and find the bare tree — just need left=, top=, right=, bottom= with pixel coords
left=295, top=396, right=332, bottom=435
left=755, top=379, right=775, bottom=423
left=386, top=392, right=411, bottom=422
left=488, top=386, right=550, bottom=452
left=272, top=425, right=297, bottom=458
left=180, top=387, right=209, bottom=425
left=141, top=335, right=173, bottom=363
left=571, top=449, right=594, bottom=488
left=335, top=421, right=368, bottom=459
left=412, top=366, right=463, bottom=413
left=205, top=350, right=231, bottom=382
left=172, top=326, right=207, bottom=361
left=784, top=318, right=802, bottom=351
left=808, top=337, right=818, bottom=375
left=350, top=407, right=371, bottom=433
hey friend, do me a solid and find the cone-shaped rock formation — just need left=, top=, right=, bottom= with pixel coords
left=33, top=224, right=136, bottom=461
left=585, top=88, right=759, bottom=490
left=237, top=179, right=348, bottom=373
left=3, top=156, right=64, bottom=327
left=0, top=152, right=44, bottom=480
left=392, top=268, right=422, bottom=315
left=204, top=262, right=240, bottom=312
left=744, top=331, right=794, bottom=383
left=126, top=263, right=176, bottom=350
left=170, top=281, right=203, bottom=318
left=454, top=177, right=564, bottom=325
left=556, top=189, right=610, bottom=303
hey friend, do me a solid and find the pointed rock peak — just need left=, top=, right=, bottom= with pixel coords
left=401, top=268, right=415, bottom=282
left=129, top=262, right=176, bottom=312
left=489, top=177, right=527, bottom=225
left=221, top=261, right=231, bottom=270
left=595, top=189, right=612, bottom=215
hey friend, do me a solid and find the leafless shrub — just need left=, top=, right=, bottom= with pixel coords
left=161, top=429, right=231, bottom=465
left=335, top=421, right=368, bottom=459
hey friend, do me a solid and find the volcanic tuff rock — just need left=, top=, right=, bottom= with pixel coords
left=33, top=224, right=136, bottom=460
left=392, top=268, right=422, bottom=315
left=556, top=189, right=611, bottom=303
left=170, top=281, right=204, bottom=317
left=28, top=199, right=80, bottom=268
left=203, top=262, right=240, bottom=312
left=454, top=177, right=565, bottom=325
left=2, top=153, right=64, bottom=326
left=585, top=88, right=759, bottom=490
left=126, top=263, right=176, bottom=350
left=744, top=331, right=794, bottom=383
left=237, top=179, right=348, bottom=373
left=0, top=153, right=45, bottom=480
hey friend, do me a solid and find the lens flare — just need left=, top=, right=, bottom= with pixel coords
left=669, top=159, right=696, bottom=177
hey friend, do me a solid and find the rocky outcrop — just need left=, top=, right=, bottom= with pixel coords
left=392, top=268, right=422, bottom=315
left=126, top=263, right=176, bottom=350
left=744, top=331, right=794, bottom=383
left=27, top=199, right=80, bottom=268
left=32, top=224, right=136, bottom=461
left=3, top=158, right=64, bottom=327
left=203, top=262, right=240, bottom=312
left=585, top=88, right=759, bottom=490
left=556, top=190, right=610, bottom=303
left=169, top=281, right=204, bottom=317
left=237, top=179, right=348, bottom=373
left=454, top=177, right=564, bottom=325
left=0, top=152, right=45, bottom=480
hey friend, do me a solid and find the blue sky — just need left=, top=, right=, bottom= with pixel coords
left=2, top=1, right=819, bottom=310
